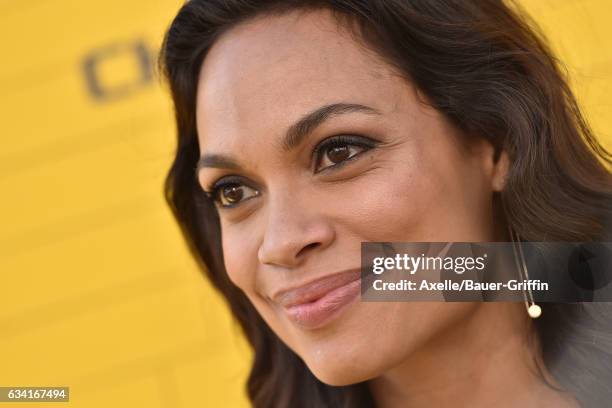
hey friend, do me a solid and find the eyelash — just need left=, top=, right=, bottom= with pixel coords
left=205, top=134, right=378, bottom=208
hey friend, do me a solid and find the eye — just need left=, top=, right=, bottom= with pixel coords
left=314, top=135, right=376, bottom=173
left=207, top=180, right=260, bottom=208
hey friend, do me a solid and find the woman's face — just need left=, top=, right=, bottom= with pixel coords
left=196, top=10, right=508, bottom=385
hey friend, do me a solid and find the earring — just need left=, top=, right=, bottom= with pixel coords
left=509, top=226, right=542, bottom=319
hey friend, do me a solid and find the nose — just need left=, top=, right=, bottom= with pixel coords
left=257, top=193, right=335, bottom=268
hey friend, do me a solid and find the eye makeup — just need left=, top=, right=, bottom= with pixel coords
left=312, top=134, right=380, bottom=173
left=202, top=133, right=382, bottom=209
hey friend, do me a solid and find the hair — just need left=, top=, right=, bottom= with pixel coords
left=158, top=0, right=612, bottom=406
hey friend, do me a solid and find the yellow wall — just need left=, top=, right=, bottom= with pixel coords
left=0, top=1, right=610, bottom=407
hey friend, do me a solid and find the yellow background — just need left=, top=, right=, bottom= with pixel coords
left=0, top=1, right=610, bottom=407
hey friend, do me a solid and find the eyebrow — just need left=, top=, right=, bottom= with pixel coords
left=195, top=102, right=379, bottom=175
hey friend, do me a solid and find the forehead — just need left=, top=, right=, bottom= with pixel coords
left=195, top=8, right=405, bottom=150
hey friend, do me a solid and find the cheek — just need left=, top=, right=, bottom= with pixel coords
left=329, top=154, right=441, bottom=241
left=220, top=223, right=301, bottom=358
left=220, top=223, right=259, bottom=291
left=339, top=146, right=492, bottom=241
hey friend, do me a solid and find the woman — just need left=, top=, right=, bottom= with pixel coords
left=158, top=1, right=612, bottom=406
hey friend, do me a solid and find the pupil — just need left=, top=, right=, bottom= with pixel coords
left=327, top=145, right=349, bottom=163
left=223, top=185, right=243, bottom=203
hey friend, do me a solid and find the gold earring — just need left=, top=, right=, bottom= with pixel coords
left=509, top=226, right=542, bottom=319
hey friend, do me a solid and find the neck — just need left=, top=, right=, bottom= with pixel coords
left=368, top=303, right=577, bottom=407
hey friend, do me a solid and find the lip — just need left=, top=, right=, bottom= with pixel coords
left=273, top=268, right=363, bottom=330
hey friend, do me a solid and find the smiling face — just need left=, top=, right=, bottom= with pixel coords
left=195, top=9, right=509, bottom=385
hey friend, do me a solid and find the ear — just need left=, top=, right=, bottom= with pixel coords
left=491, top=149, right=510, bottom=192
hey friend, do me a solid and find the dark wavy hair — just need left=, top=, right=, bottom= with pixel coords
left=158, top=1, right=612, bottom=406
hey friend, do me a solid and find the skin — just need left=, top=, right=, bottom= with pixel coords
left=195, top=9, right=577, bottom=407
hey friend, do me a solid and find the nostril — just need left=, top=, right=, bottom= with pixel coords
left=297, top=242, right=320, bottom=258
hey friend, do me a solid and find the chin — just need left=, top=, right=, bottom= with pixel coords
left=308, top=365, right=371, bottom=386
left=301, top=345, right=383, bottom=386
